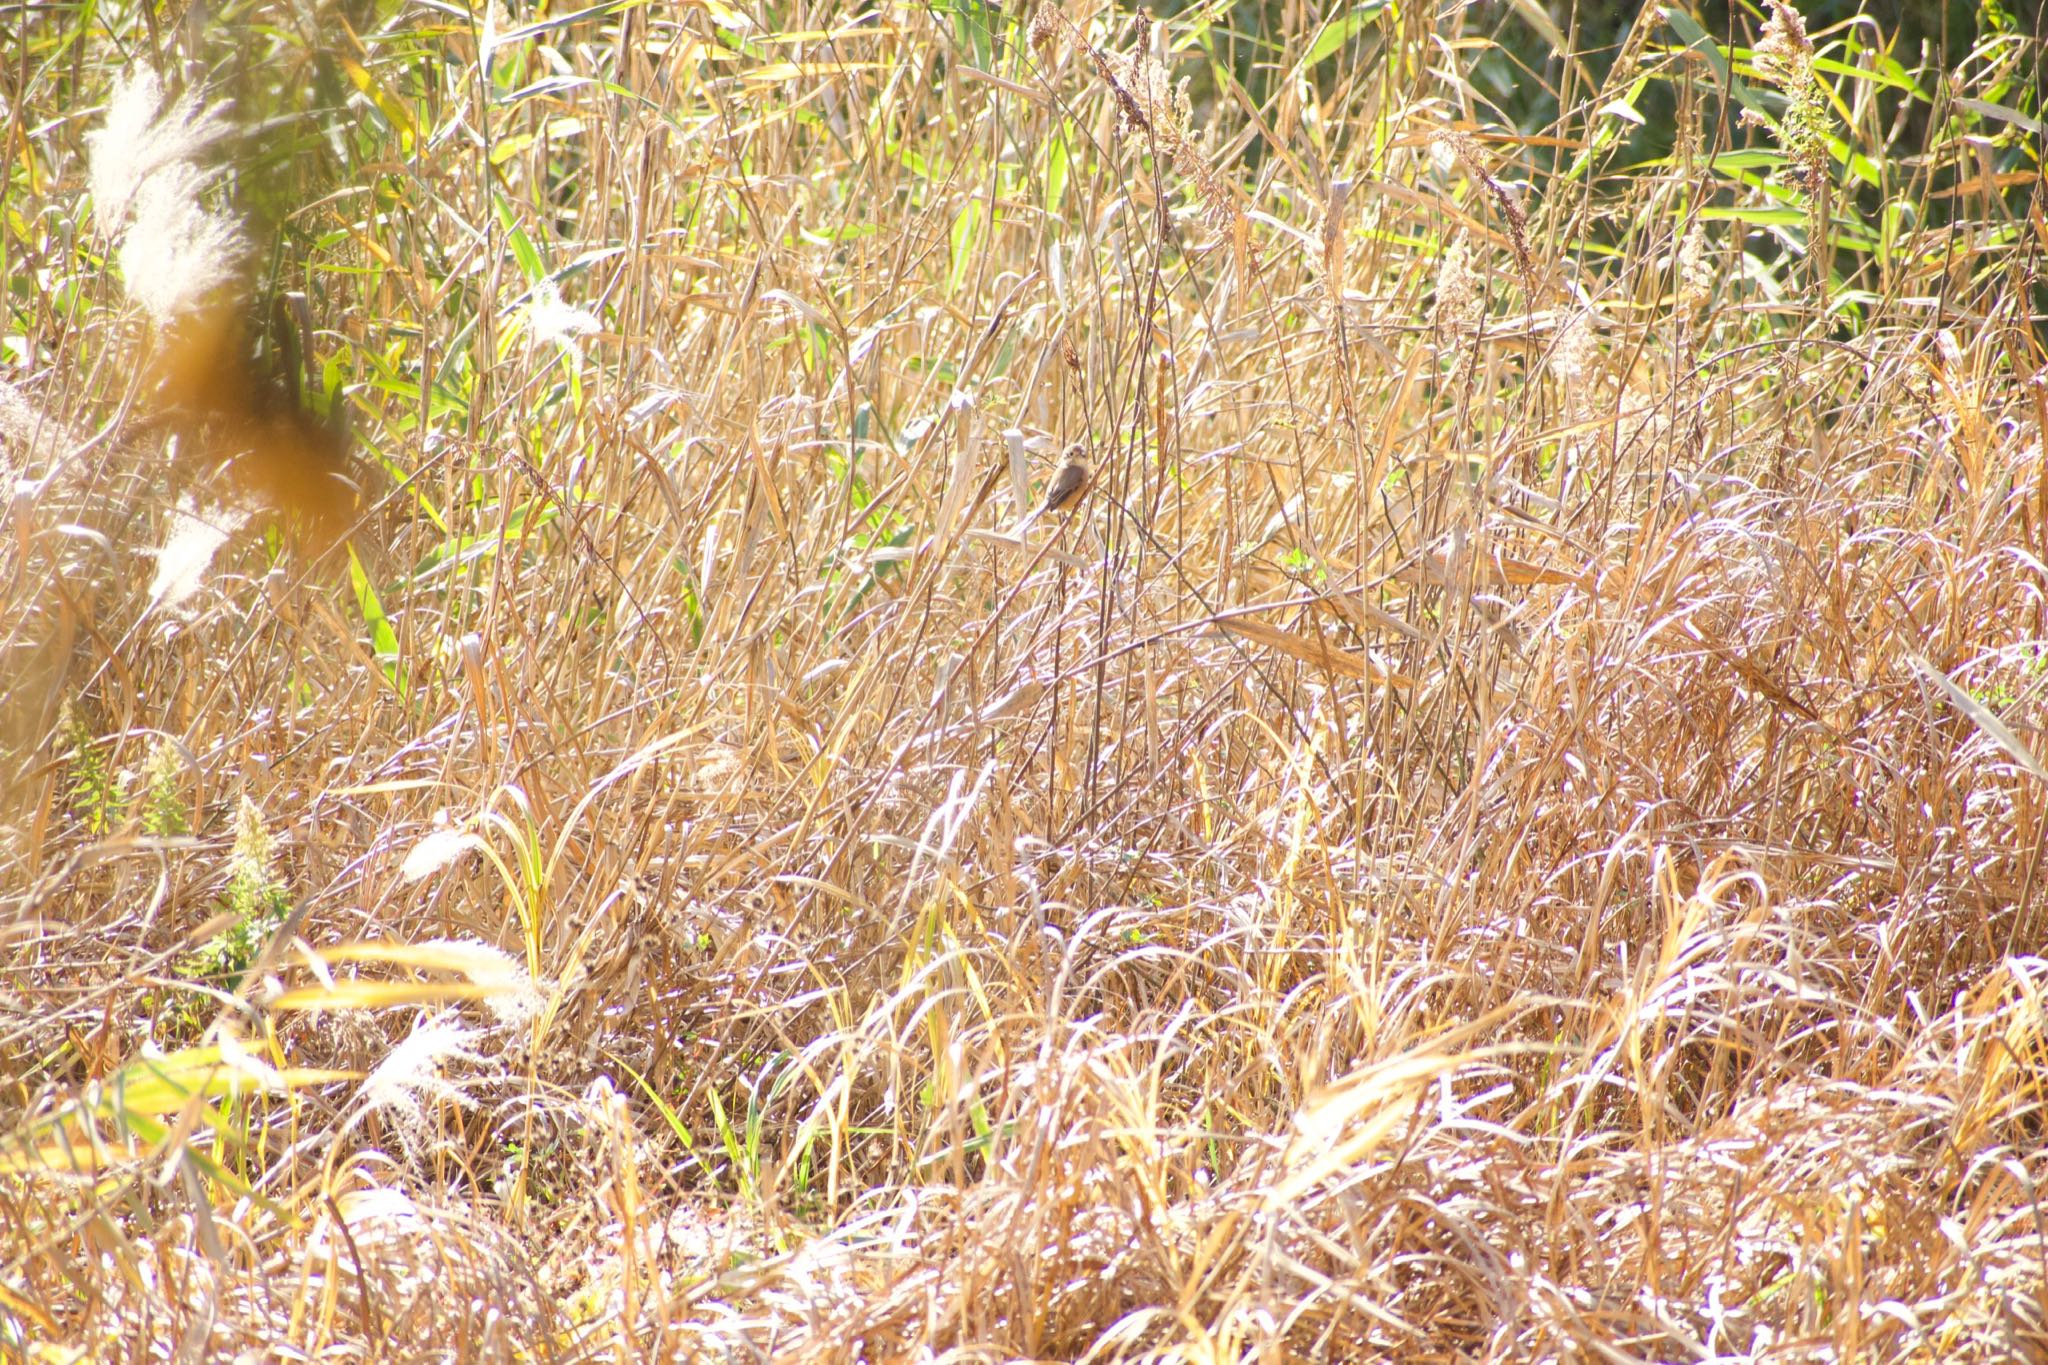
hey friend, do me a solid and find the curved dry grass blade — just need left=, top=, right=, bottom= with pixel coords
left=1908, top=652, right=2048, bottom=783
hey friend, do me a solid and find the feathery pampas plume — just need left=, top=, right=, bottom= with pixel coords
left=147, top=496, right=248, bottom=611
left=88, top=71, right=244, bottom=325
left=523, top=278, right=600, bottom=352
left=351, top=1012, right=489, bottom=1152
left=0, top=378, right=78, bottom=485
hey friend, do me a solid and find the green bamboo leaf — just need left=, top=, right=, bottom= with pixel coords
left=1303, top=1, right=1388, bottom=67
left=347, top=543, right=409, bottom=701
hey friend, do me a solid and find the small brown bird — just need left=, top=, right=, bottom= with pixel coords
left=1038, top=456, right=1094, bottom=517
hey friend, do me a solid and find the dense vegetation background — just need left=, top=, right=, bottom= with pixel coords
left=3, top=0, right=2045, bottom=1358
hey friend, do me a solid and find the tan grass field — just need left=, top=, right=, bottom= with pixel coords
left=4, top=0, right=2047, bottom=1358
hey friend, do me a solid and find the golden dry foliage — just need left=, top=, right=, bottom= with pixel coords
left=2, top=0, right=2046, bottom=1360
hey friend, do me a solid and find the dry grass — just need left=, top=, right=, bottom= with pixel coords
left=4, top=0, right=2047, bottom=1359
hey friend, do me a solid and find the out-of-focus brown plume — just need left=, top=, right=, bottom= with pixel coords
left=148, top=293, right=361, bottom=547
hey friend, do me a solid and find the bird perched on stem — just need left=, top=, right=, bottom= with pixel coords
left=1039, top=454, right=1094, bottom=516
left=1011, top=448, right=1092, bottom=535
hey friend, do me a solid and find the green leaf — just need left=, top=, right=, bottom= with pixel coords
left=338, top=56, right=418, bottom=155
left=1811, top=54, right=1925, bottom=99
left=1954, top=97, right=2046, bottom=137
left=347, top=543, right=409, bottom=701
left=610, top=1053, right=694, bottom=1148
left=948, top=198, right=984, bottom=296
left=1565, top=74, right=1649, bottom=181
left=945, top=0, right=996, bottom=70
left=1709, top=149, right=1787, bottom=172
left=494, top=193, right=544, bottom=285
left=1303, top=1, right=1388, bottom=67
left=1661, top=6, right=1772, bottom=122
left=1046, top=120, right=1071, bottom=214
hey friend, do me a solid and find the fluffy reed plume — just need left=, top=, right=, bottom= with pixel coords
left=523, top=277, right=601, bottom=352
left=1677, top=219, right=1715, bottom=310
left=1747, top=1, right=1828, bottom=194
left=1432, top=232, right=1483, bottom=331
left=1548, top=306, right=1598, bottom=385
left=117, top=164, right=247, bottom=327
left=1034, top=5, right=1243, bottom=240
left=0, top=378, right=74, bottom=481
left=146, top=496, right=247, bottom=611
left=1430, top=130, right=1534, bottom=289
left=351, top=1012, right=489, bottom=1148
left=86, top=73, right=235, bottom=242
left=87, top=73, right=243, bottom=325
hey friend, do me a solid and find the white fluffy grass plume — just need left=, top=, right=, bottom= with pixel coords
left=147, top=496, right=248, bottom=611
left=86, top=71, right=243, bottom=325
